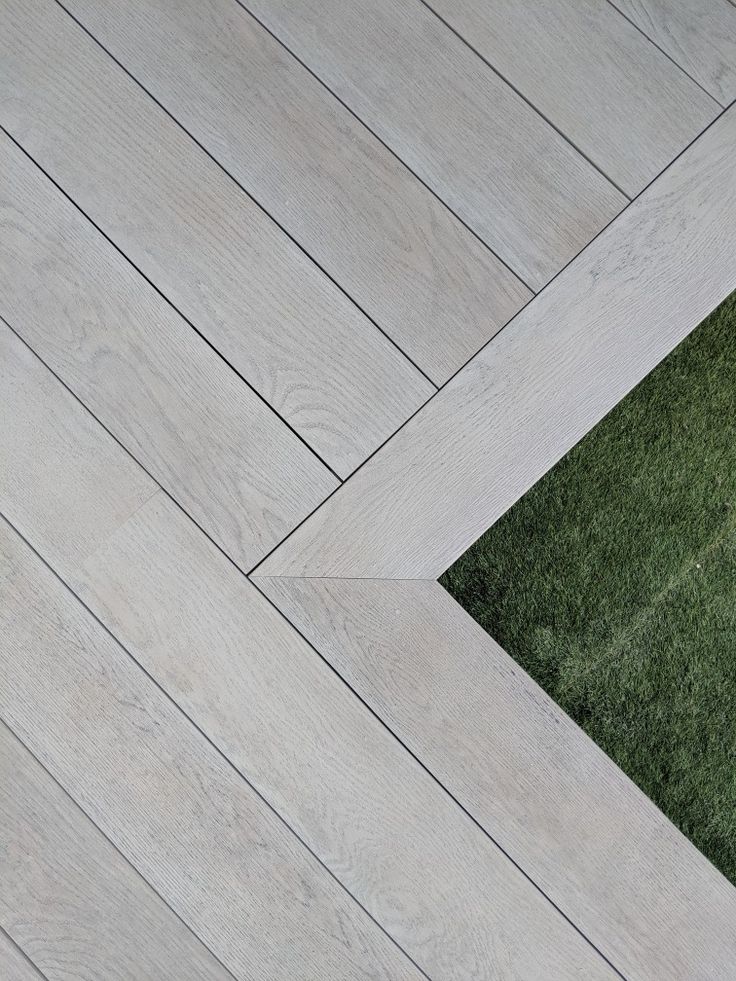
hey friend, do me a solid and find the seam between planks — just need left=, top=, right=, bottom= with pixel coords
left=0, top=513, right=432, bottom=981
left=0, top=718, right=241, bottom=981
left=249, top=98, right=731, bottom=578
left=0, top=924, right=51, bottom=981
left=51, top=0, right=440, bottom=395
left=603, top=0, right=727, bottom=108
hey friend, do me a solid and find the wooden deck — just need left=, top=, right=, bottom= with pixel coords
left=1, top=1, right=735, bottom=978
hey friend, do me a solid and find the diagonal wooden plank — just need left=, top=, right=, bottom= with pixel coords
left=257, top=575, right=736, bottom=981
left=0, top=722, right=233, bottom=981
left=0, top=518, right=421, bottom=981
left=0, top=931, right=45, bottom=981
left=194, top=0, right=624, bottom=290
left=57, top=0, right=531, bottom=381
left=0, top=0, right=433, bottom=477
left=424, top=0, right=719, bottom=194
left=611, top=0, right=736, bottom=105
left=0, top=324, right=156, bottom=576
left=0, top=130, right=336, bottom=570
left=0, top=318, right=618, bottom=979
left=257, top=105, right=736, bottom=580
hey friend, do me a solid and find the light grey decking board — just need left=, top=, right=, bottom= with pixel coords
left=0, top=722, right=233, bottom=981
left=0, top=931, right=45, bottom=981
left=0, top=0, right=433, bottom=477
left=61, top=0, right=531, bottom=381
left=0, top=518, right=420, bottom=981
left=72, top=492, right=617, bottom=981
left=0, top=325, right=157, bottom=577
left=425, top=0, right=719, bottom=195
left=232, top=0, right=625, bottom=290
left=612, top=0, right=736, bottom=105
left=257, top=105, right=736, bottom=579
left=0, top=318, right=615, bottom=980
left=0, top=132, right=336, bottom=571
left=257, top=576, right=736, bottom=981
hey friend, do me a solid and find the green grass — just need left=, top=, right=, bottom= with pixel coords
left=440, top=290, right=736, bottom=883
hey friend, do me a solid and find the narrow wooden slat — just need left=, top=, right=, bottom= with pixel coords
left=612, top=0, right=736, bottom=105
left=426, top=0, right=719, bottom=194
left=0, top=931, right=45, bottom=981
left=0, top=327, right=617, bottom=979
left=0, top=723, right=233, bottom=981
left=213, top=0, right=623, bottom=290
left=0, top=518, right=421, bottom=981
left=256, top=576, right=736, bottom=981
left=0, top=0, right=433, bottom=476
left=257, top=105, right=736, bottom=580
left=0, top=130, right=336, bottom=569
left=58, top=0, right=531, bottom=380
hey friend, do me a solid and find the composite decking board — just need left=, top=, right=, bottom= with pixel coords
left=0, top=931, right=45, bottom=981
left=227, top=0, right=625, bottom=290
left=0, top=722, right=234, bottom=981
left=0, top=334, right=616, bottom=980
left=0, top=132, right=337, bottom=571
left=60, top=0, right=531, bottom=381
left=0, top=0, right=433, bottom=477
left=257, top=105, right=736, bottom=580
left=612, top=0, right=736, bottom=105
left=257, top=577, right=736, bottom=981
left=0, top=519, right=421, bottom=981
left=424, top=0, right=719, bottom=195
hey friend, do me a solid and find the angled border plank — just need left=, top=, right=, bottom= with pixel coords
left=257, top=104, right=736, bottom=580
left=256, top=105, right=736, bottom=981
left=256, top=576, right=736, bottom=981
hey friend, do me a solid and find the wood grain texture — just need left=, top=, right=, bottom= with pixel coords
left=0, top=519, right=420, bottom=981
left=257, top=576, right=736, bottom=981
left=0, top=324, right=156, bottom=577
left=612, top=0, right=736, bottom=105
left=69, top=492, right=617, bottom=981
left=257, top=105, right=736, bottom=580
left=61, top=0, right=531, bottom=381
left=426, top=0, right=719, bottom=194
left=0, top=0, right=433, bottom=476
left=0, top=132, right=336, bottom=570
left=0, top=932, right=45, bottom=981
left=0, top=321, right=615, bottom=978
left=237, top=0, right=624, bottom=290
left=0, top=723, right=233, bottom=981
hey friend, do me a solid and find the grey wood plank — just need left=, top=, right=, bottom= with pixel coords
left=257, top=576, right=736, bottom=981
left=0, top=518, right=420, bottom=981
left=241, top=0, right=625, bottom=290
left=0, top=722, right=233, bottom=981
left=59, top=0, right=531, bottom=381
left=0, top=0, right=433, bottom=476
left=611, top=0, right=736, bottom=105
left=0, top=324, right=157, bottom=576
left=257, top=105, right=736, bottom=580
left=0, top=931, right=45, bottom=981
left=426, top=0, right=719, bottom=195
left=0, top=132, right=336, bottom=570
left=0, top=327, right=617, bottom=978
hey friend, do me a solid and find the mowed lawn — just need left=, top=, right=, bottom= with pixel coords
left=441, top=290, right=736, bottom=883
